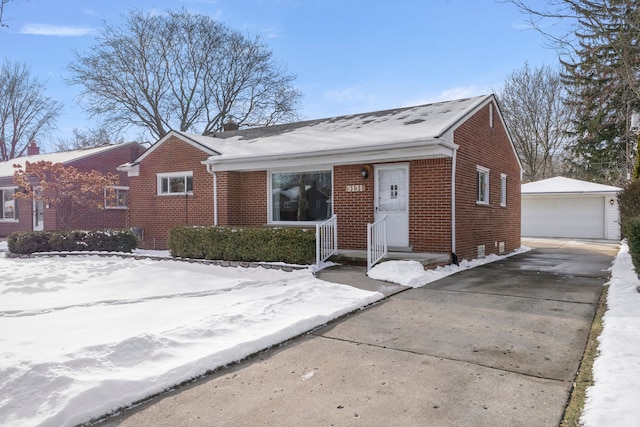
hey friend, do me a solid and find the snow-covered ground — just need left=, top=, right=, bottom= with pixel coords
left=0, top=239, right=637, bottom=426
left=581, top=241, right=640, bottom=426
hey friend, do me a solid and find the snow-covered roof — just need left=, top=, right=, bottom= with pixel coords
left=202, top=95, right=491, bottom=168
left=522, top=176, right=621, bottom=194
left=0, top=143, right=138, bottom=177
left=129, top=94, right=495, bottom=172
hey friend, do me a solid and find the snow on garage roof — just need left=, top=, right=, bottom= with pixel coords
left=522, top=176, right=621, bottom=194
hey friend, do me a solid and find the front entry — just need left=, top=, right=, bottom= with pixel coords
left=33, top=199, right=44, bottom=231
left=375, top=163, right=409, bottom=248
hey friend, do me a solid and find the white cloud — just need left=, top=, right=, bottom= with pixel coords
left=20, top=24, right=94, bottom=36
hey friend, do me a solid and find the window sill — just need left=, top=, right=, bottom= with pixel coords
left=265, top=221, right=326, bottom=227
left=105, top=207, right=128, bottom=210
left=0, top=219, right=19, bottom=223
left=476, top=201, right=490, bottom=206
left=156, top=193, right=195, bottom=197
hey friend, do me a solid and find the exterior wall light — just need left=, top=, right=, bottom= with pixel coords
left=609, top=198, right=615, bottom=206
left=360, top=164, right=371, bottom=179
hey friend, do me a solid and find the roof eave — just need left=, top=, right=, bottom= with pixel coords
left=203, top=138, right=458, bottom=172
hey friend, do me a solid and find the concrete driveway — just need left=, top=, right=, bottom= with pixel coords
left=101, top=238, right=618, bottom=427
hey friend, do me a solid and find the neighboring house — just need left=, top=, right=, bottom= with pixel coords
left=522, top=176, right=621, bottom=240
left=0, top=141, right=145, bottom=236
left=121, top=94, right=522, bottom=261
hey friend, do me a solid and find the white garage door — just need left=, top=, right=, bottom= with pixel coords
left=522, top=196, right=605, bottom=238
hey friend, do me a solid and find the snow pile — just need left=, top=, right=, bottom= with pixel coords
left=0, top=255, right=383, bottom=427
left=368, top=247, right=531, bottom=287
left=581, top=242, right=640, bottom=426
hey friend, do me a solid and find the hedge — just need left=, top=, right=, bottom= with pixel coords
left=626, top=216, right=640, bottom=272
left=7, top=229, right=138, bottom=255
left=168, top=225, right=316, bottom=265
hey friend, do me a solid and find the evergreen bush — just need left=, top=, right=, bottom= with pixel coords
left=7, top=229, right=138, bottom=255
left=618, top=179, right=640, bottom=238
left=168, top=225, right=316, bottom=265
left=626, top=216, right=640, bottom=272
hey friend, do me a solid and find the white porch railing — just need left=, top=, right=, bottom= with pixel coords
left=367, top=215, right=388, bottom=271
left=316, top=215, right=338, bottom=266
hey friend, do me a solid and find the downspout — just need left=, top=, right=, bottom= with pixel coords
left=213, top=170, right=218, bottom=226
left=205, top=163, right=219, bottom=226
left=451, top=146, right=459, bottom=265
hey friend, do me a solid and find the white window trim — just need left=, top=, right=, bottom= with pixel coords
left=476, top=166, right=490, bottom=205
left=500, top=173, right=507, bottom=207
left=268, top=167, right=333, bottom=225
left=157, top=171, right=193, bottom=196
left=105, top=185, right=129, bottom=210
left=1, top=186, right=19, bottom=222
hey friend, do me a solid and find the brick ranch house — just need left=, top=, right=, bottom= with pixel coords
left=0, top=141, right=145, bottom=236
left=120, top=94, right=522, bottom=262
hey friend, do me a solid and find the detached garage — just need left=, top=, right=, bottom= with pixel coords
left=522, top=176, right=621, bottom=240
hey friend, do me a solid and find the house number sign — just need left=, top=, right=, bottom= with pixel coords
left=346, top=184, right=365, bottom=192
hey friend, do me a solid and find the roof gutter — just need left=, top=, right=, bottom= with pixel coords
left=203, top=138, right=459, bottom=172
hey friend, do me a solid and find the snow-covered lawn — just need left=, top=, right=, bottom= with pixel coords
left=1, top=239, right=638, bottom=427
left=0, top=249, right=383, bottom=427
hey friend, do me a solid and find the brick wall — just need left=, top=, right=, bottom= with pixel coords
left=453, top=102, right=521, bottom=260
left=217, top=170, right=267, bottom=226
left=333, top=164, right=375, bottom=249
left=129, top=136, right=214, bottom=249
left=333, top=160, right=454, bottom=252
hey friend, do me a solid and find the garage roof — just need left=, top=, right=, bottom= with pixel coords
left=522, top=176, right=621, bottom=194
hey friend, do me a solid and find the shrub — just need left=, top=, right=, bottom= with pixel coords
left=168, top=225, right=316, bottom=265
left=618, top=179, right=640, bottom=238
left=626, top=216, right=640, bottom=272
left=7, top=229, right=138, bottom=255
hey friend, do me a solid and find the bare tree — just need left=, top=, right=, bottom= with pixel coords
left=498, top=63, right=573, bottom=182
left=67, top=8, right=303, bottom=141
left=0, top=0, right=12, bottom=27
left=0, top=61, right=62, bottom=160
left=52, top=126, right=125, bottom=152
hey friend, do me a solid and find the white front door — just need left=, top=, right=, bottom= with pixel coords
left=33, top=199, right=44, bottom=231
left=375, top=163, right=409, bottom=248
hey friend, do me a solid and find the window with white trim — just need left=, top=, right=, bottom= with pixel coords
left=1, top=187, right=18, bottom=220
left=270, top=170, right=332, bottom=222
left=105, top=186, right=129, bottom=209
left=477, top=166, right=489, bottom=204
left=500, top=174, right=507, bottom=206
left=157, top=172, right=193, bottom=195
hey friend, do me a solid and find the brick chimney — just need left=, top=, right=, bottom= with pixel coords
left=27, top=140, right=40, bottom=156
left=223, top=120, right=239, bottom=132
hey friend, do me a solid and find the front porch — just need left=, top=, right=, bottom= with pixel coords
left=331, top=249, right=451, bottom=269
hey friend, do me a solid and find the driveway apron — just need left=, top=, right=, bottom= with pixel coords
left=102, top=239, right=618, bottom=427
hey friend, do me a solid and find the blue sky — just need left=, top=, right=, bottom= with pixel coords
left=1, top=0, right=561, bottom=148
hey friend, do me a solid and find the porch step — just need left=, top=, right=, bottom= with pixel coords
left=332, top=250, right=451, bottom=268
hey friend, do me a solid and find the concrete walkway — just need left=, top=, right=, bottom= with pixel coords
left=100, top=238, right=618, bottom=426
